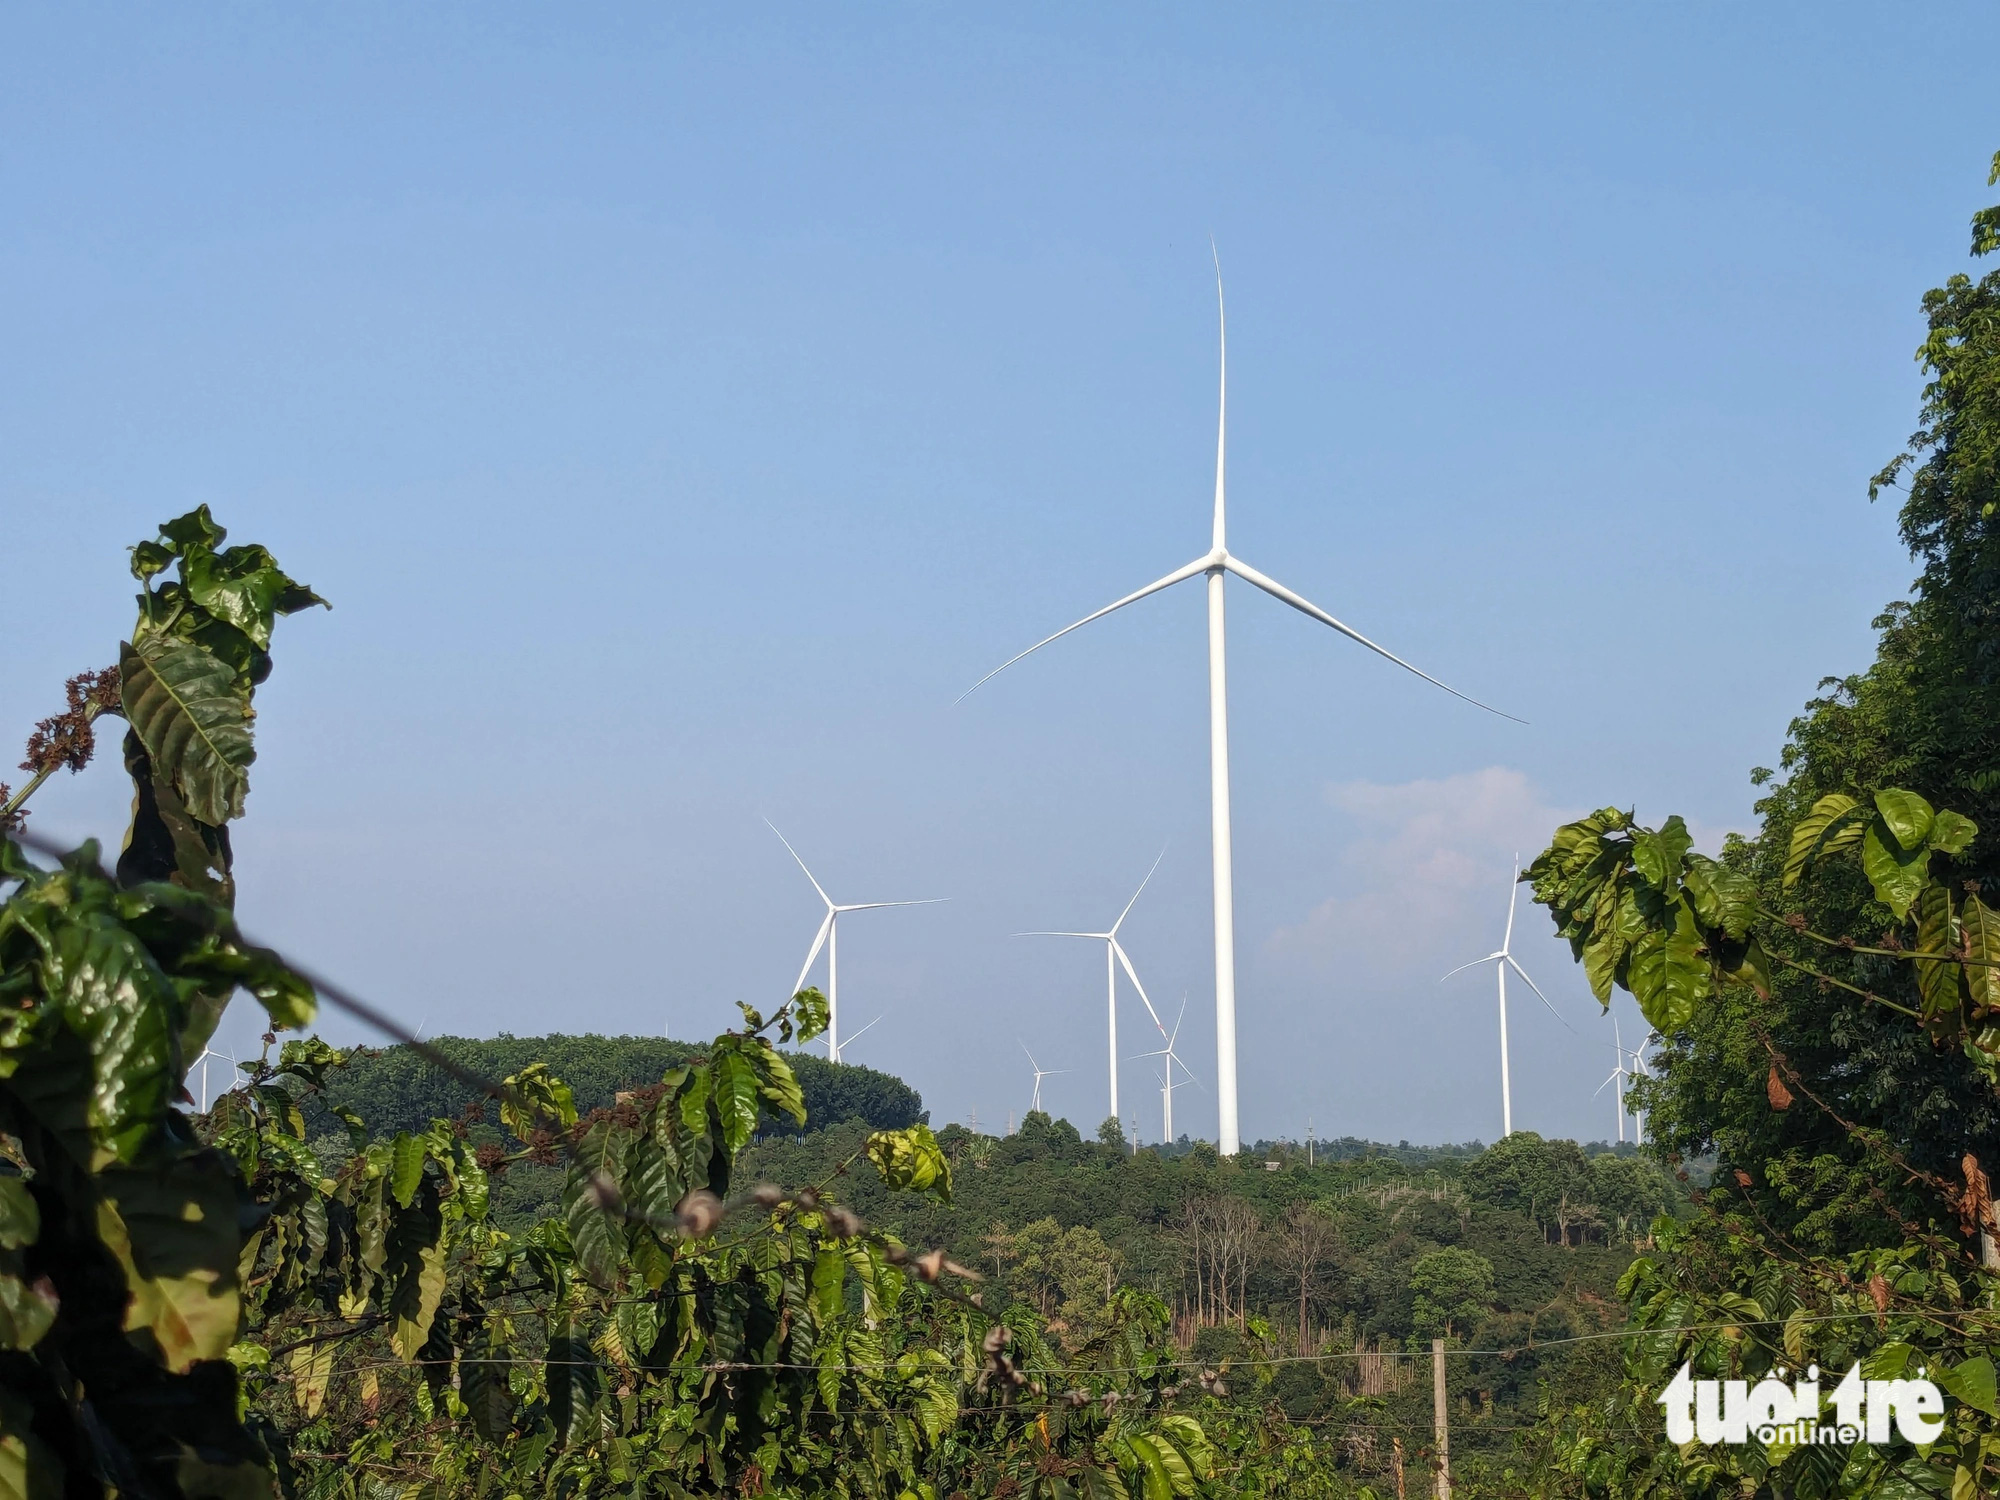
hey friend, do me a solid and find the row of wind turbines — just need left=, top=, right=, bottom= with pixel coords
left=769, top=256, right=1649, bottom=1151
left=770, top=812, right=1651, bottom=1148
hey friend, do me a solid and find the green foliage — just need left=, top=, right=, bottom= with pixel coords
left=318, top=1031, right=927, bottom=1140
left=1406, top=1247, right=1492, bottom=1344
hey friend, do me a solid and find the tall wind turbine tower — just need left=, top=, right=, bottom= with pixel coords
left=769, top=821, right=944, bottom=1063
left=1017, top=849, right=1171, bottom=1125
left=963, top=263, right=1515, bottom=1155
left=1441, top=859, right=1568, bottom=1137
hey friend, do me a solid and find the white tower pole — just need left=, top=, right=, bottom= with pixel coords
left=828, top=915, right=840, bottom=1063
left=1208, top=265, right=1241, bottom=1159
left=1106, top=941, right=1119, bottom=1124
left=1496, top=961, right=1512, bottom=1138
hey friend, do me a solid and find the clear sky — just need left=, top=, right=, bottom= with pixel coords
left=5, top=5, right=1997, bottom=1146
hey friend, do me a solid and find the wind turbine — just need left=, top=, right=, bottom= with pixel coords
left=962, top=262, right=1516, bottom=1155
left=1626, top=1031, right=1651, bottom=1144
left=1016, top=848, right=1171, bottom=1125
left=1441, top=859, right=1569, bottom=1138
left=192, top=1044, right=235, bottom=1113
left=1022, top=1043, right=1068, bottom=1115
left=1133, top=997, right=1200, bottom=1144
left=768, top=821, right=944, bottom=1063
left=1594, top=1018, right=1632, bottom=1144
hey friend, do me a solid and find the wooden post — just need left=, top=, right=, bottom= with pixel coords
left=1432, top=1337, right=1451, bottom=1500
left=1392, top=1436, right=1405, bottom=1500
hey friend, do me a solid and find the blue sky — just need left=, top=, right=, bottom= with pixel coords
left=5, top=5, right=1997, bottom=1145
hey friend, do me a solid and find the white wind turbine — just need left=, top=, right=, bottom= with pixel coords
left=1133, top=996, right=1200, bottom=1145
left=769, top=821, right=945, bottom=1063
left=1016, top=849, right=1171, bottom=1126
left=1594, top=1017, right=1633, bottom=1144
left=963, top=262, right=1516, bottom=1155
left=1441, top=859, right=1569, bottom=1138
left=192, top=1044, right=235, bottom=1113
left=1627, top=1032, right=1651, bottom=1145
left=1022, top=1043, right=1068, bottom=1115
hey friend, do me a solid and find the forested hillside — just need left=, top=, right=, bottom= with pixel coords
left=317, top=1033, right=926, bottom=1138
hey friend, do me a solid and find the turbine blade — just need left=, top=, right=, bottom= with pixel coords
left=840, top=899, right=949, bottom=912
left=1112, top=939, right=1169, bottom=1039
left=1594, top=1070, right=1620, bottom=1096
left=956, top=556, right=1212, bottom=703
left=1013, top=931, right=1103, bottom=939
left=1111, top=845, right=1168, bottom=935
left=793, top=911, right=833, bottom=996
left=1021, top=1041, right=1040, bottom=1071
left=1211, top=242, right=1227, bottom=554
left=1170, top=1052, right=1206, bottom=1090
left=1503, top=857, right=1521, bottom=950
left=1439, top=954, right=1499, bottom=983
left=766, top=820, right=835, bottom=908
left=842, top=1014, right=885, bottom=1049
left=1221, top=555, right=1525, bottom=723
left=1506, top=955, right=1575, bottom=1033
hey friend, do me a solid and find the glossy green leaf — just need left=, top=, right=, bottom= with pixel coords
left=1915, top=883, right=1963, bottom=1020
left=1631, top=816, right=1692, bottom=891
left=812, top=1246, right=845, bottom=1322
left=460, top=1323, right=517, bottom=1443
left=1682, top=855, right=1758, bottom=940
left=1965, top=893, right=2000, bottom=1014
left=120, top=635, right=253, bottom=828
left=499, top=1061, right=577, bottom=1138
left=1932, top=808, right=1980, bottom=856
left=1784, top=793, right=1865, bottom=888
left=712, top=1048, right=761, bottom=1154
left=547, top=1319, right=601, bottom=1448
left=791, top=986, right=829, bottom=1044
left=44, top=913, right=177, bottom=1166
left=565, top=1122, right=626, bottom=1290
left=1862, top=819, right=1932, bottom=920
left=1941, top=1355, right=1998, bottom=1417
left=1624, top=898, right=1708, bottom=1031
left=390, top=1132, right=424, bottom=1209
left=0, top=1272, right=56, bottom=1352
left=1875, top=788, right=1937, bottom=850
left=865, top=1126, right=953, bottom=1203
left=755, top=1044, right=807, bottom=1128
left=95, top=1156, right=242, bottom=1373
left=379, top=1207, right=443, bottom=1359
left=180, top=544, right=326, bottom=652
left=0, top=1180, right=38, bottom=1252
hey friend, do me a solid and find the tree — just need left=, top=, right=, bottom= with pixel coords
left=1406, top=1247, right=1493, bottom=1343
left=1460, top=1132, right=1592, bottom=1243
left=1272, top=1200, right=1341, bottom=1352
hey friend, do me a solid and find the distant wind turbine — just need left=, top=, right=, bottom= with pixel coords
left=192, top=1044, right=235, bottom=1114
left=1441, top=858, right=1570, bottom=1137
left=1133, top=996, right=1201, bottom=1144
left=768, top=821, right=945, bottom=1062
left=963, top=259, right=1517, bottom=1155
left=1022, top=1042, right=1068, bottom=1115
left=1626, top=1031, right=1651, bottom=1144
left=1594, top=1018, right=1633, bottom=1144
left=1016, top=848, right=1171, bottom=1124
